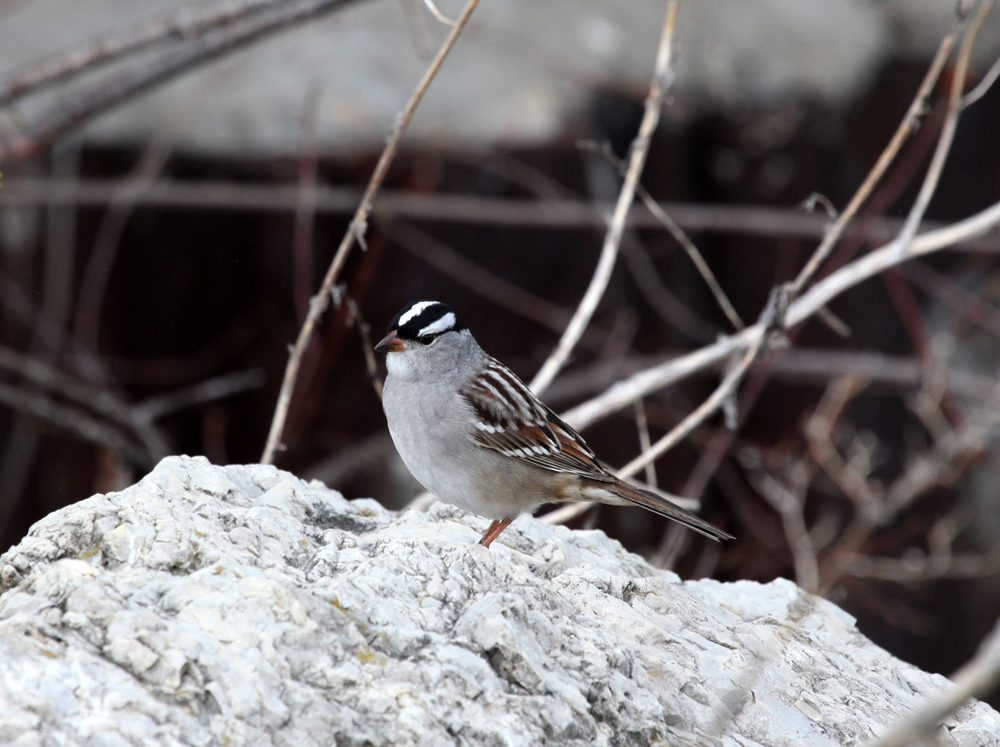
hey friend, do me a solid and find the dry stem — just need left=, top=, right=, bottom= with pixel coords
left=528, top=0, right=679, bottom=396
left=616, top=285, right=788, bottom=480
left=788, top=27, right=958, bottom=296
left=563, top=196, right=1000, bottom=434
left=583, top=140, right=744, bottom=331
left=0, top=0, right=284, bottom=105
left=891, top=0, right=992, bottom=261
left=260, top=0, right=482, bottom=463
left=0, top=0, right=364, bottom=163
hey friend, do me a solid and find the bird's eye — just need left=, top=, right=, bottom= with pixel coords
left=419, top=334, right=436, bottom=345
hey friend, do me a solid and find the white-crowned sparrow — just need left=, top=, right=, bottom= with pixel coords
left=375, top=300, right=734, bottom=547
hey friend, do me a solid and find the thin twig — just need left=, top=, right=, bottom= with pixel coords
left=642, top=188, right=745, bottom=332
left=815, top=305, right=852, bottom=338
left=103, top=313, right=260, bottom=386
left=621, top=237, right=720, bottom=342
left=582, top=139, right=744, bottom=331
left=421, top=0, right=456, bottom=25
left=904, top=260, right=1000, bottom=339
left=260, top=0, right=482, bottom=463
left=788, top=28, right=959, bottom=297
left=805, top=375, right=879, bottom=512
left=814, top=370, right=1000, bottom=594
left=384, top=220, right=573, bottom=334
left=563, top=196, right=1000, bottom=432
left=0, top=0, right=364, bottom=163
left=340, top=291, right=383, bottom=400
left=400, top=0, right=436, bottom=57
left=0, top=270, right=67, bottom=353
left=132, top=369, right=266, bottom=422
left=0, top=344, right=266, bottom=460
left=0, top=344, right=144, bottom=429
left=740, top=450, right=819, bottom=593
left=0, top=0, right=285, bottom=106
left=615, top=285, right=788, bottom=480
left=528, top=1, right=679, bottom=396
left=845, top=548, right=1000, bottom=582
left=772, top=348, right=998, bottom=401
left=0, top=145, right=81, bottom=530
left=891, top=0, right=992, bottom=261
left=962, top=50, right=1000, bottom=107
left=0, top=344, right=169, bottom=462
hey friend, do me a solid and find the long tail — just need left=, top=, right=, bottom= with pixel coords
left=584, top=477, right=734, bottom=541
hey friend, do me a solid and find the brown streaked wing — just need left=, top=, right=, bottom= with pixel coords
left=461, top=366, right=607, bottom=478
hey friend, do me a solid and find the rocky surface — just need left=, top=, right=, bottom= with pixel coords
left=1, top=455, right=998, bottom=746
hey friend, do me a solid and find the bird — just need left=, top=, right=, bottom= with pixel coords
left=375, top=300, right=734, bottom=548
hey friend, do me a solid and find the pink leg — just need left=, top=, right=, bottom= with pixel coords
left=478, top=518, right=513, bottom=548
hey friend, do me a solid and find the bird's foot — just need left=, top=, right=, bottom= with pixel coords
left=478, top=518, right=513, bottom=548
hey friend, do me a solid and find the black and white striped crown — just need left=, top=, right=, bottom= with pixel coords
left=390, top=300, right=466, bottom=341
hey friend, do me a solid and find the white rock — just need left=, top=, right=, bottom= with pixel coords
left=0, top=455, right=996, bottom=746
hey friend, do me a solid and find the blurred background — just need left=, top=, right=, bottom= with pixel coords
left=1, top=0, right=1000, bottom=702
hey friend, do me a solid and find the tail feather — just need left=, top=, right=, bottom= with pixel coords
left=584, top=477, right=734, bottom=542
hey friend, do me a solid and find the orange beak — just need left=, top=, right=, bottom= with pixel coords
left=374, top=329, right=404, bottom=353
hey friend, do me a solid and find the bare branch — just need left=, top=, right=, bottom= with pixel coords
left=384, top=220, right=573, bottom=334
left=891, top=0, right=992, bottom=262
left=621, top=238, right=720, bottom=342
left=581, top=139, right=744, bottom=331
left=789, top=27, right=959, bottom=296
left=846, top=548, right=1000, bottom=582
left=739, top=449, right=819, bottom=593
left=261, top=0, right=482, bottom=464
left=962, top=50, right=1000, bottom=107
left=421, top=0, right=457, bottom=26
left=633, top=399, right=657, bottom=489
left=904, top=261, right=1000, bottom=340
left=771, top=348, right=998, bottom=401
left=73, top=69, right=217, bottom=384
left=805, top=375, right=880, bottom=512
left=339, top=291, right=383, bottom=400
left=0, top=0, right=365, bottom=163
left=0, top=0, right=286, bottom=106
left=0, top=269, right=67, bottom=353
left=563, top=196, right=1000, bottom=432
left=0, top=342, right=169, bottom=461
left=528, top=0, right=679, bottom=396
left=615, top=284, right=789, bottom=480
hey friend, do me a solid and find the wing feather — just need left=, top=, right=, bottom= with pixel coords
left=461, top=358, right=606, bottom=477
